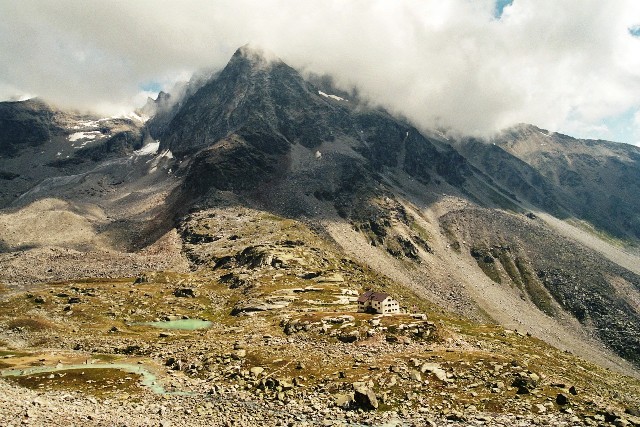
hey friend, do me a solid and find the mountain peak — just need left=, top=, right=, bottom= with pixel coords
left=231, top=43, right=282, bottom=68
left=159, top=44, right=337, bottom=156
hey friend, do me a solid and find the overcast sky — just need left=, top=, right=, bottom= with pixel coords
left=1, top=0, right=639, bottom=145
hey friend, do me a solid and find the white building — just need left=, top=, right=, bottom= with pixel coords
left=357, top=291, right=400, bottom=314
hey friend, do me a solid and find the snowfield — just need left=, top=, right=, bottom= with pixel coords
left=318, top=90, right=347, bottom=102
left=134, top=140, right=160, bottom=156
left=68, top=131, right=103, bottom=142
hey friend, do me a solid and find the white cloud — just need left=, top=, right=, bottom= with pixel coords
left=1, top=0, right=639, bottom=139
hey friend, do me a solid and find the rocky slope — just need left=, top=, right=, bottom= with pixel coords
left=1, top=207, right=639, bottom=427
left=454, top=125, right=640, bottom=242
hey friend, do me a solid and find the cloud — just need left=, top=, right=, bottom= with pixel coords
left=1, top=0, right=640, bottom=140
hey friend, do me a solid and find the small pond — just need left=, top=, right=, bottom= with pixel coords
left=138, top=319, right=213, bottom=330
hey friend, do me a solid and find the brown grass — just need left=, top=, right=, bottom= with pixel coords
left=7, top=316, right=57, bottom=331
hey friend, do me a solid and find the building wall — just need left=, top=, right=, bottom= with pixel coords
left=357, top=301, right=369, bottom=312
left=380, top=297, right=400, bottom=314
left=358, top=295, right=400, bottom=314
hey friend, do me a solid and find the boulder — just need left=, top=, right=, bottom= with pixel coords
left=420, top=363, right=448, bottom=382
left=134, top=274, right=149, bottom=284
left=556, top=393, right=569, bottom=405
left=386, top=334, right=399, bottom=343
left=353, top=385, right=378, bottom=410
left=533, top=404, right=547, bottom=414
left=278, top=378, right=294, bottom=390
left=173, top=288, right=197, bottom=298
left=338, top=331, right=360, bottom=343
left=625, top=407, right=640, bottom=417
left=231, top=299, right=289, bottom=316
left=446, top=411, right=466, bottom=422
left=231, top=349, right=246, bottom=359
left=334, top=393, right=353, bottom=409
left=512, top=375, right=537, bottom=390
left=250, top=367, right=264, bottom=377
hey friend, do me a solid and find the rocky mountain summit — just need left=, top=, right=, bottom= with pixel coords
left=0, top=45, right=639, bottom=426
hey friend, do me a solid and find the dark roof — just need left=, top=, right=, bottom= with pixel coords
left=357, top=291, right=374, bottom=303
left=371, top=292, right=390, bottom=302
left=357, top=291, right=391, bottom=303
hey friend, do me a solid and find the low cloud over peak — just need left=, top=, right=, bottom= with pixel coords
left=1, top=0, right=639, bottom=142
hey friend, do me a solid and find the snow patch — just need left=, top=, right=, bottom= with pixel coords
left=72, top=140, right=91, bottom=148
left=70, top=120, right=100, bottom=130
left=134, top=140, right=160, bottom=156
left=537, top=131, right=552, bottom=138
left=68, top=131, right=102, bottom=142
left=159, top=149, right=174, bottom=159
left=146, top=148, right=174, bottom=175
left=435, top=130, right=450, bottom=141
left=318, top=91, right=347, bottom=102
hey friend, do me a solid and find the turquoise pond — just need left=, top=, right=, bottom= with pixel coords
left=138, top=319, right=213, bottom=330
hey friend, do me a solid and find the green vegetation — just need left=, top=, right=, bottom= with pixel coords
left=515, top=258, right=557, bottom=316
left=471, top=247, right=502, bottom=284
left=7, top=317, right=57, bottom=332
left=409, top=219, right=431, bottom=243
left=497, top=250, right=523, bottom=288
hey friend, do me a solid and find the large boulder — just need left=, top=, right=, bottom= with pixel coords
left=353, top=385, right=378, bottom=410
left=337, top=330, right=360, bottom=343
left=174, top=288, right=197, bottom=298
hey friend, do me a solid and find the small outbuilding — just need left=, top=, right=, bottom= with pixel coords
left=357, top=291, right=400, bottom=314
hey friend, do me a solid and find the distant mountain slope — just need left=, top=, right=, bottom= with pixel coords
left=454, top=125, right=640, bottom=242
left=0, top=99, right=147, bottom=209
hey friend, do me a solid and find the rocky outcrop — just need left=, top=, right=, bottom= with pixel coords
left=0, top=99, right=58, bottom=157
